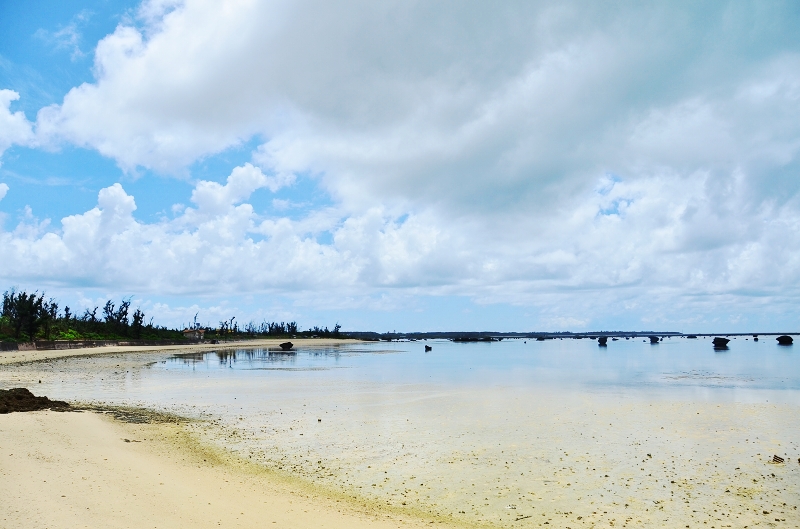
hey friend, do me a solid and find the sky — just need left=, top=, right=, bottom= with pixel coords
left=2, top=0, right=800, bottom=333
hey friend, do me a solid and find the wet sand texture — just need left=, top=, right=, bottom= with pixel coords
left=0, top=410, right=457, bottom=529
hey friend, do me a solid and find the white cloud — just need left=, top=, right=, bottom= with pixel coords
left=28, top=2, right=800, bottom=214
left=1, top=162, right=799, bottom=329
left=0, top=183, right=8, bottom=201
left=4, top=1, right=800, bottom=328
left=34, top=12, right=90, bottom=61
left=0, top=90, right=34, bottom=159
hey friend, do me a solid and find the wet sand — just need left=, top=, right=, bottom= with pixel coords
left=0, top=409, right=458, bottom=529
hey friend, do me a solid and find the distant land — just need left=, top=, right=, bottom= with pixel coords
left=348, top=331, right=797, bottom=341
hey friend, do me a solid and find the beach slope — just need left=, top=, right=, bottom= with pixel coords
left=0, top=410, right=450, bottom=529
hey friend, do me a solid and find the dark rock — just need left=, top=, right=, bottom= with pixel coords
left=279, top=341, right=294, bottom=351
left=712, top=337, right=730, bottom=348
left=424, top=345, right=432, bottom=352
left=686, top=335, right=697, bottom=339
left=0, top=388, right=69, bottom=414
left=649, top=336, right=660, bottom=344
left=777, top=335, right=793, bottom=345
left=597, top=336, right=608, bottom=346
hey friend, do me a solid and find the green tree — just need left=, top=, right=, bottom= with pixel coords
left=2, top=289, right=45, bottom=341
left=131, top=308, right=145, bottom=339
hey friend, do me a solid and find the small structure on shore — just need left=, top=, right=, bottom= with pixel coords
left=182, top=328, right=205, bottom=341
left=279, top=341, right=294, bottom=351
left=777, top=335, right=793, bottom=345
left=712, top=337, right=730, bottom=348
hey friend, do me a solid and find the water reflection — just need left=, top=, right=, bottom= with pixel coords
left=166, top=346, right=384, bottom=371
left=156, top=339, right=800, bottom=393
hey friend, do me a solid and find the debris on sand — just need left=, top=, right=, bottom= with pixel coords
left=772, top=455, right=785, bottom=464
left=0, top=388, right=70, bottom=414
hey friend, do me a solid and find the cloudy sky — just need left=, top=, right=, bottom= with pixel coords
left=1, top=0, right=800, bottom=332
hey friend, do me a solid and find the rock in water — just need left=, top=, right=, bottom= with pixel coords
left=0, top=388, right=70, bottom=414
left=598, top=336, right=608, bottom=346
left=776, top=335, right=793, bottom=345
left=649, top=336, right=660, bottom=344
left=424, top=345, right=432, bottom=352
left=279, top=341, right=294, bottom=351
left=712, top=337, right=730, bottom=348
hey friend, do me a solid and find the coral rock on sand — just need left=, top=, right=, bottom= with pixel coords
left=0, top=388, right=70, bottom=414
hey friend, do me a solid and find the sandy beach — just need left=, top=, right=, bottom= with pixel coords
left=3, top=339, right=444, bottom=529
left=2, top=339, right=799, bottom=528
left=0, top=409, right=459, bottom=529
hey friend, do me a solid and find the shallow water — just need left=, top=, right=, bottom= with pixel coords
left=3, top=337, right=800, bottom=527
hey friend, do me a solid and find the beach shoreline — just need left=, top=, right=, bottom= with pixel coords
left=2, top=340, right=799, bottom=528
left=0, top=337, right=363, bottom=366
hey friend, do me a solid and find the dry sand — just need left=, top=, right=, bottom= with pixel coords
left=0, top=409, right=457, bottom=529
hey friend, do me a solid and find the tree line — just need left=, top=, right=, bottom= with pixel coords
left=207, top=320, right=342, bottom=339
left=0, top=288, right=181, bottom=342
left=1, top=287, right=344, bottom=343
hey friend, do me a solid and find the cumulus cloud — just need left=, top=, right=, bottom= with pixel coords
left=30, top=2, right=800, bottom=210
left=0, top=90, right=34, bottom=159
left=1, top=162, right=800, bottom=328
left=3, top=1, right=800, bottom=327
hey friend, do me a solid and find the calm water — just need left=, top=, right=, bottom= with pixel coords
left=157, top=337, right=800, bottom=397
left=4, top=337, right=800, bottom=527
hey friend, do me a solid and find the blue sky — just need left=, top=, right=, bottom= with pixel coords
left=2, top=1, right=800, bottom=332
